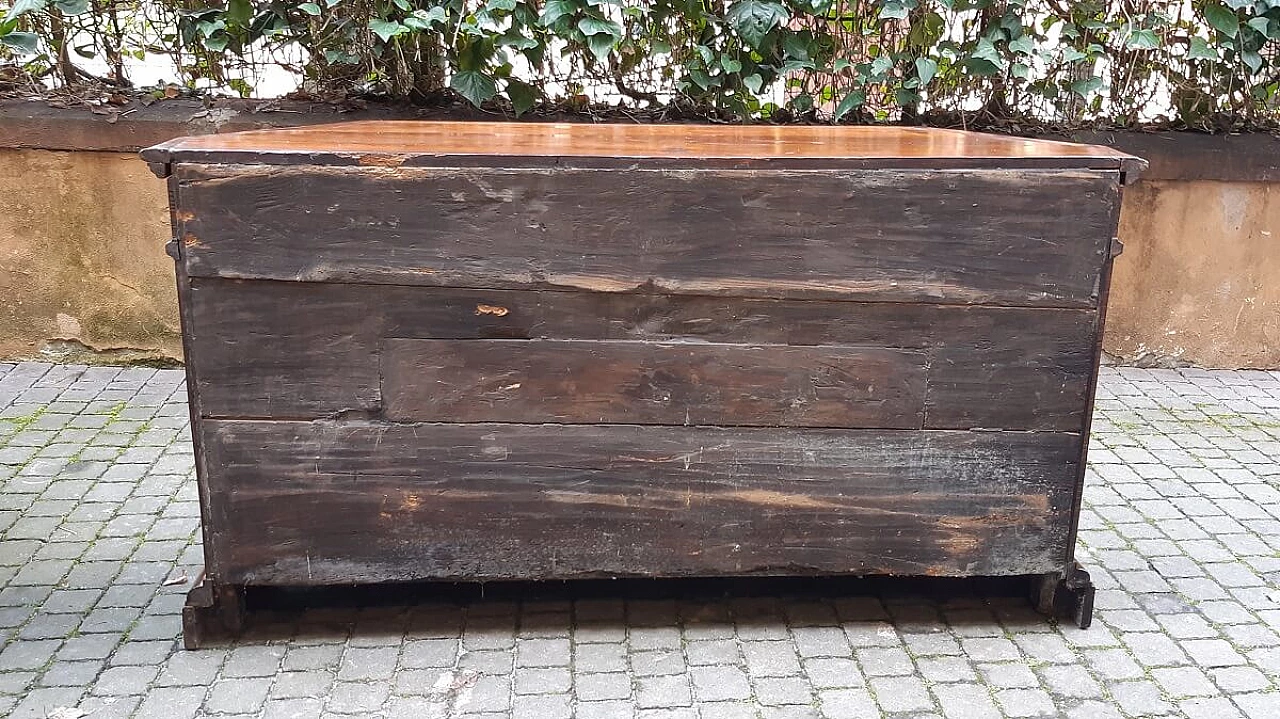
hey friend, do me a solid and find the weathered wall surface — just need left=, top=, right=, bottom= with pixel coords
left=0, top=149, right=181, bottom=363
left=1108, top=180, right=1279, bottom=368
left=0, top=104, right=1277, bottom=368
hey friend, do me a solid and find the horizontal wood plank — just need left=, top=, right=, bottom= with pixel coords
left=202, top=420, right=1080, bottom=584
left=186, top=278, right=1096, bottom=430
left=381, top=339, right=926, bottom=428
left=177, top=165, right=1117, bottom=307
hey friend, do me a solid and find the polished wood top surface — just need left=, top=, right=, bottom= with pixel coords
left=143, top=120, right=1144, bottom=172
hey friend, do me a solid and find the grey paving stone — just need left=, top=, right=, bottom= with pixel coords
left=754, top=676, right=812, bottom=706
left=742, top=640, right=803, bottom=677
left=272, top=669, right=337, bottom=699
left=635, top=674, right=692, bottom=709
left=90, top=664, right=161, bottom=695
left=514, top=666, right=572, bottom=694
left=577, top=699, right=638, bottom=719
left=868, top=675, right=934, bottom=713
left=932, top=682, right=1002, bottom=719
left=0, top=638, right=60, bottom=670
left=691, top=665, right=752, bottom=702
left=993, top=688, right=1058, bottom=718
left=1109, top=679, right=1174, bottom=717
left=136, top=685, right=205, bottom=719
left=324, top=680, right=390, bottom=714
left=514, top=636, right=570, bottom=667
left=576, top=671, right=632, bottom=701
left=512, top=693, right=572, bottom=719
left=337, top=645, right=399, bottom=681
left=577, top=641, right=628, bottom=673
left=802, top=657, right=864, bottom=689
left=8, top=686, right=86, bottom=719
left=631, top=649, right=685, bottom=677
left=856, top=645, right=915, bottom=676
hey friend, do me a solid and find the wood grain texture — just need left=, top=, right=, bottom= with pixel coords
left=142, top=121, right=1144, bottom=174
left=381, top=338, right=926, bottom=428
left=176, top=165, right=1118, bottom=307
left=185, top=278, right=1096, bottom=430
left=202, top=419, right=1081, bottom=584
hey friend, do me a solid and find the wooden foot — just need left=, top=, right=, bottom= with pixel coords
left=1031, top=562, right=1096, bottom=629
left=182, top=573, right=246, bottom=649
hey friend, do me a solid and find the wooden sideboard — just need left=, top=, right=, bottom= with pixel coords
left=143, top=122, right=1144, bottom=647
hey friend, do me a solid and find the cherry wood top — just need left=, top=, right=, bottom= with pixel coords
left=143, top=120, right=1144, bottom=174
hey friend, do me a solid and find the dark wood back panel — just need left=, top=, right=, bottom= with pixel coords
left=176, top=165, right=1118, bottom=307
left=202, top=419, right=1080, bottom=584
left=185, top=278, right=1096, bottom=431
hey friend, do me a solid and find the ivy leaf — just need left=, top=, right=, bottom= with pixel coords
left=298, top=2, right=321, bottom=15
left=451, top=70, right=497, bottom=107
left=1008, top=35, right=1035, bottom=55
left=869, top=53, right=893, bottom=78
left=368, top=19, right=407, bottom=42
left=52, top=0, right=89, bottom=14
left=833, top=90, right=865, bottom=121
left=1242, top=49, right=1263, bottom=72
left=742, top=73, right=764, bottom=92
left=1062, top=47, right=1087, bottom=63
left=780, top=31, right=810, bottom=61
left=226, top=0, right=251, bottom=26
left=688, top=66, right=713, bottom=90
left=1222, top=0, right=1252, bottom=8
left=3, top=0, right=46, bottom=23
left=203, top=33, right=230, bottom=51
left=413, top=7, right=448, bottom=26
left=539, top=0, right=575, bottom=27
left=1247, top=17, right=1271, bottom=36
left=577, top=16, right=621, bottom=38
left=1188, top=36, right=1220, bottom=60
left=584, top=31, right=616, bottom=61
left=0, top=30, right=38, bottom=52
left=914, top=56, right=937, bottom=84
left=720, top=56, right=743, bottom=73
left=879, top=1, right=909, bottom=20
left=1126, top=28, right=1159, bottom=49
left=970, top=38, right=1002, bottom=66
left=505, top=78, right=537, bottom=116
left=726, top=0, right=789, bottom=50
left=1070, top=76, right=1102, bottom=98
left=1204, top=4, right=1239, bottom=38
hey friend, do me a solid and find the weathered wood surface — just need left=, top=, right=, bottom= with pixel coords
left=202, top=419, right=1080, bottom=584
left=175, top=165, right=1118, bottom=307
left=186, top=278, right=1096, bottom=430
left=141, top=121, right=1146, bottom=177
left=382, top=339, right=926, bottom=428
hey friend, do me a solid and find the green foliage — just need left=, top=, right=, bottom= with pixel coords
left=4, top=0, right=1280, bottom=129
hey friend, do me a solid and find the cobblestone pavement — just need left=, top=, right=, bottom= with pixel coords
left=1, top=362, right=1278, bottom=719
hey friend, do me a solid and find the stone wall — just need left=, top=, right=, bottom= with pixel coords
left=0, top=149, right=179, bottom=364
left=1, top=100, right=1276, bottom=368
